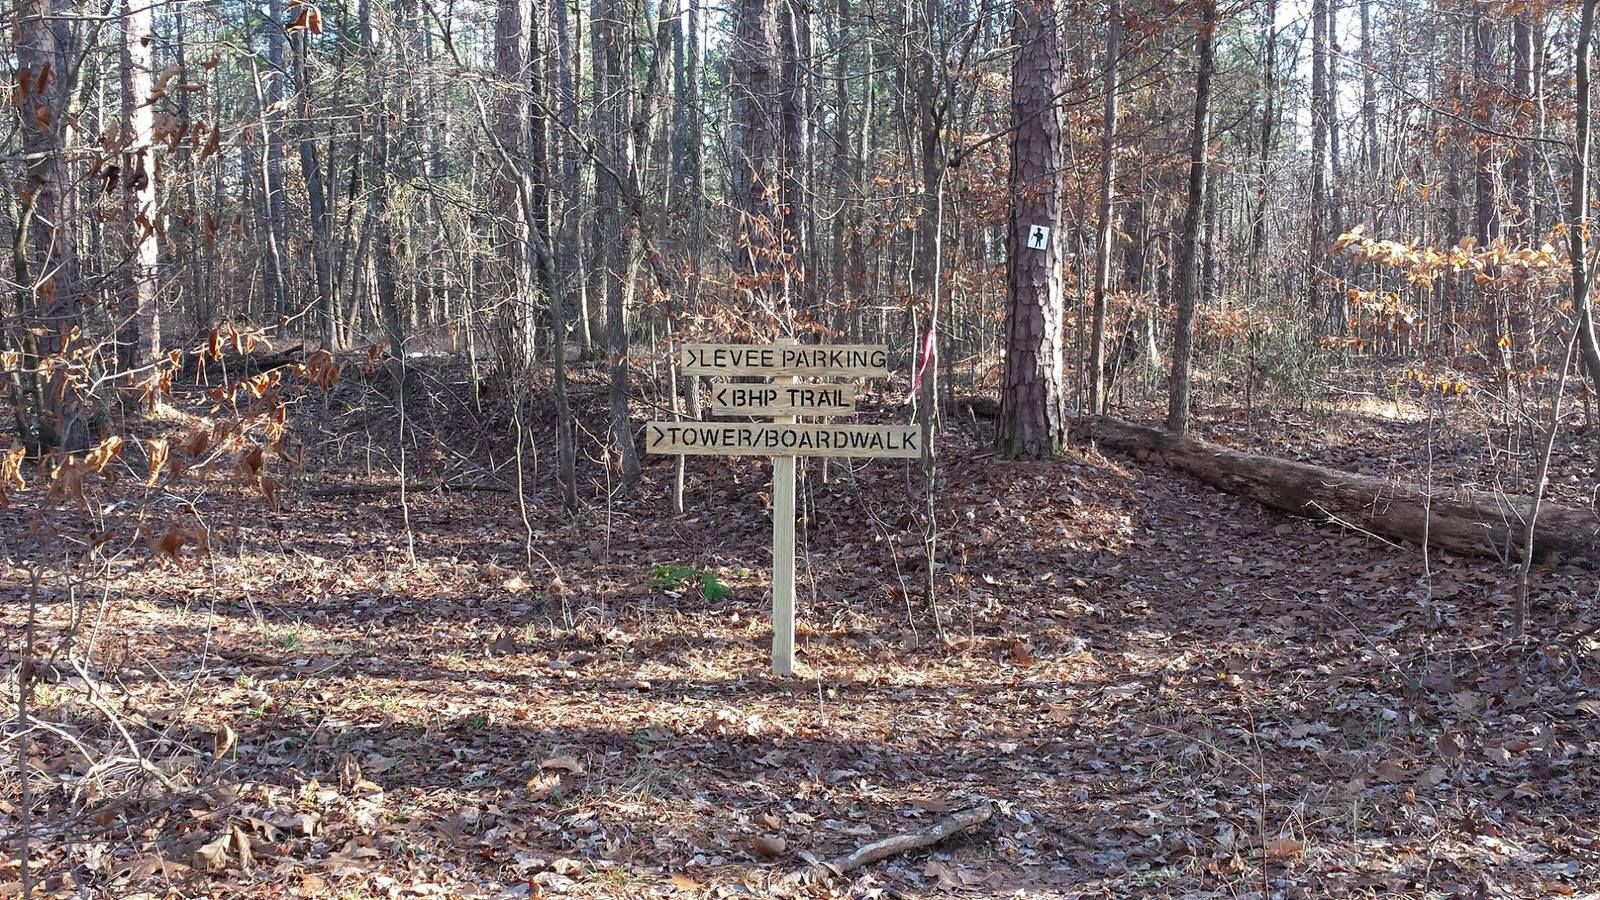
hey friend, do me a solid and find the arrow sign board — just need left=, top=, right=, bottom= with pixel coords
left=681, top=343, right=889, bottom=378
left=645, top=422, right=920, bottom=458
left=651, top=339, right=924, bottom=678
left=709, top=382, right=857, bottom=417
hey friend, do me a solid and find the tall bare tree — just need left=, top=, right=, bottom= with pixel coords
left=731, top=0, right=784, bottom=318
left=1166, top=0, right=1218, bottom=437
left=117, top=0, right=158, bottom=370
left=1088, top=0, right=1120, bottom=415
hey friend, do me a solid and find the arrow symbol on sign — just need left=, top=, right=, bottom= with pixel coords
left=712, top=385, right=728, bottom=406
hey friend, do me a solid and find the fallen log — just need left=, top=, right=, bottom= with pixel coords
left=1081, top=416, right=1600, bottom=566
left=822, top=804, right=992, bottom=875
left=182, top=344, right=306, bottom=378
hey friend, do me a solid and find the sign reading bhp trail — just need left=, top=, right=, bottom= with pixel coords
left=647, top=339, right=924, bottom=677
left=708, top=382, right=858, bottom=417
left=680, top=343, right=890, bottom=377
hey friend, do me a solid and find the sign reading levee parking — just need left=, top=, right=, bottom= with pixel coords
left=681, top=343, right=889, bottom=377
left=646, top=422, right=919, bottom=458
left=709, top=382, right=857, bottom=417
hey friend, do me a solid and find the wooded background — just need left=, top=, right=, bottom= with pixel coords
left=7, top=1, right=1600, bottom=893
left=5, top=0, right=1597, bottom=472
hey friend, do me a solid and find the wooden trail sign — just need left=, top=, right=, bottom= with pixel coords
left=708, top=382, right=858, bottom=417
left=646, top=422, right=918, bottom=457
left=680, top=343, right=890, bottom=377
left=647, top=338, right=924, bottom=676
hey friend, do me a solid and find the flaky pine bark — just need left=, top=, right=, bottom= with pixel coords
left=1166, top=0, right=1217, bottom=437
left=1088, top=0, right=1120, bottom=416
left=118, top=0, right=159, bottom=372
left=998, top=0, right=1066, bottom=458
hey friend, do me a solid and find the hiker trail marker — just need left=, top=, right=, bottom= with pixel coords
left=646, top=338, right=921, bottom=675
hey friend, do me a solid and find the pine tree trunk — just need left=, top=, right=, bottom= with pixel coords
left=998, top=0, right=1067, bottom=458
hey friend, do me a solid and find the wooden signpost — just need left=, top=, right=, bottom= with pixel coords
left=646, top=338, right=919, bottom=675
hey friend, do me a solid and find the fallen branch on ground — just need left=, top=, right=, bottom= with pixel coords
left=822, top=803, right=992, bottom=875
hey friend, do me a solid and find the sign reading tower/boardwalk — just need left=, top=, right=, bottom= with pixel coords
left=645, top=422, right=920, bottom=457
left=646, top=339, right=924, bottom=675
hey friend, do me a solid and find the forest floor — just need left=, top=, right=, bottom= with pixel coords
left=3, top=357, right=1599, bottom=899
